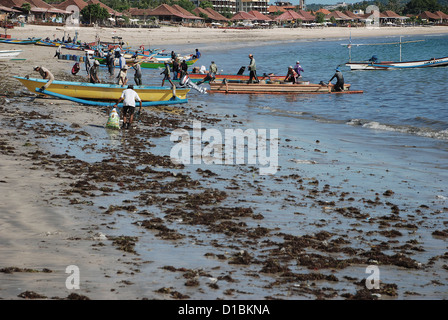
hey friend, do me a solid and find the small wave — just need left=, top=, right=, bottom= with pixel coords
left=346, top=119, right=448, bottom=140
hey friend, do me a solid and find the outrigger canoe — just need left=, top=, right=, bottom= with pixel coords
left=208, top=80, right=363, bottom=94
left=183, top=73, right=284, bottom=83
left=0, top=49, right=23, bottom=59
left=15, top=77, right=189, bottom=101
left=346, top=56, right=448, bottom=70
left=0, top=37, right=41, bottom=44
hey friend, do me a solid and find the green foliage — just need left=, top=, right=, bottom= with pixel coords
left=21, top=2, right=31, bottom=13
left=315, top=11, right=326, bottom=23
left=174, top=0, right=196, bottom=13
left=403, top=0, right=441, bottom=14
left=80, top=4, right=110, bottom=23
left=199, top=0, right=214, bottom=9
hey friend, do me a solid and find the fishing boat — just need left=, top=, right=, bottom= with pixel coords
left=346, top=56, right=448, bottom=70
left=181, top=73, right=284, bottom=83
left=343, top=36, right=448, bottom=70
left=0, top=49, right=23, bottom=59
left=208, top=80, right=363, bottom=95
left=0, top=37, right=41, bottom=44
left=15, top=77, right=189, bottom=101
left=36, top=40, right=62, bottom=47
left=95, top=55, right=199, bottom=69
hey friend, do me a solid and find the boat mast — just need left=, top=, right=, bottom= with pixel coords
left=399, top=36, right=402, bottom=62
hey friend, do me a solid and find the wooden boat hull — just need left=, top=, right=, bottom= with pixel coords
left=0, top=38, right=41, bottom=44
left=36, top=40, right=62, bottom=47
left=185, top=73, right=284, bottom=82
left=0, top=49, right=22, bottom=59
left=346, top=56, right=448, bottom=70
left=15, top=77, right=189, bottom=101
left=209, top=80, right=361, bottom=94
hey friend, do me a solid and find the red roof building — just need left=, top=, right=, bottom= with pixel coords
left=230, top=11, right=257, bottom=21
left=434, top=11, right=448, bottom=20
left=326, top=10, right=351, bottom=21
left=297, top=9, right=315, bottom=21
left=54, top=0, right=88, bottom=12
left=193, top=7, right=229, bottom=21
left=204, top=7, right=229, bottom=21
left=274, top=10, right=305, bottom=21
left=247, top=10, right=272, bottom=21
left=418, top=11, right=440, bottom=20
left=268, top=4, right=296, bottom=14
left=148, top=4, right=202, bottom=22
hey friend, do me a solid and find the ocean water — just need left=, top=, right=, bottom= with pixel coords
left=163, top=33, right=448, bottom=140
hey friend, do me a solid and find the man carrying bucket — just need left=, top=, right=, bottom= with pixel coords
left=113, top=85, right=142, bottom=130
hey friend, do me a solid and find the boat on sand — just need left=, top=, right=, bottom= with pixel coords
left=15, top=77, right=189, bottom=102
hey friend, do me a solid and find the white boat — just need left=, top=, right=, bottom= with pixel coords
left=346, top=56, right=448, bottom=70
left=0, top=49, right=23, bottom=59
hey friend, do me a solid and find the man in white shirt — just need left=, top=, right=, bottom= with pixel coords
left=113, top=85, right=142, bottom=129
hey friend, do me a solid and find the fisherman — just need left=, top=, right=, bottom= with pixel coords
left=172, top=57, right=180, bottom=80
left=194, top=48, right=201, bottom=59
left=293, top=61, right=304, bottom=78
left=34, top=66, right=55, bottom=91
left=161, top=61, right=174, bottom=87
left=284, top=66, right=298, bottom=84
left=106, top=49, right=115, bottom=77
left=113, top=85, right=142, bottom=130
left=329, top=67, right=345, bottom=92
left=197, top=61, right=218, bottom=85
left=161, top=61, right=177, bottom=97
left=117, top=65, right=129, bottom=86
left=118, top=53, right=127, bottom=71
left=248, top=54, right=259, bottom=83
left=89, top=60, right=101, bottom=84
left=132, top=59, right=143, bottom=86
left=54, top=45, right=61, bottom=59
left=85, top=52, right=92, bottom=77
left=180, top=59, right=188, bottom=75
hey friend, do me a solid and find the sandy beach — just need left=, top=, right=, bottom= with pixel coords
left=1, top=24, right=448, bottom=302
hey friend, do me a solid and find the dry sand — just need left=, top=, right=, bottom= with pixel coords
left=1, top=24, right=448, bottom=302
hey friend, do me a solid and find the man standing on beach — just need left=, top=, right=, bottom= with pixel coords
left=89, top=60, right=101, bottom=84
left=34, top=66, right=54, bottom=90
left=118, top=65, right=129, bottom=86
left=113, top=85, right=142, bottom=130
left=132, top=59, right=143, bottom=86
left=106, top=50, right=115, bottom=77
left=54, top=45, right=61, bottom=59
left=248, top=54, right=259, bottom=83
left=161, top=62, right=177, bottom=98
left=85, top=52, right=93, bottom=77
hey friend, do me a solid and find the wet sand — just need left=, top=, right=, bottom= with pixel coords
left=1, top=25, right=448, bottom=301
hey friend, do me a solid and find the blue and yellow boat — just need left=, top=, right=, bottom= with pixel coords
left=15, top=77, right=189, bottom=102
